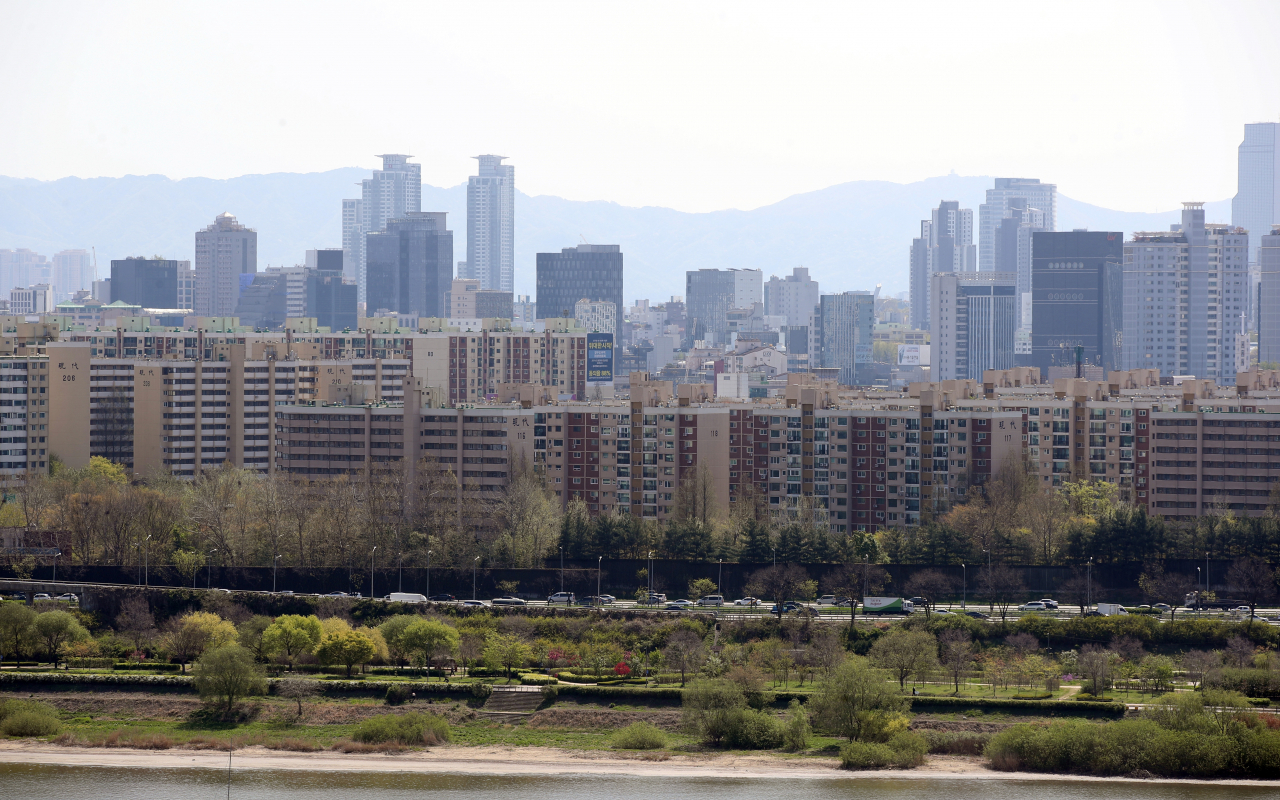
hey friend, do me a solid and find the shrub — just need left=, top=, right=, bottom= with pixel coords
left=541, top=684, right=558, bottom=704
left=0, top=700, right=61, bottom=737
left=191, top=645, right=267, bottom=715
left=351, top=712, right=450, bottom=746
left=682, top=679, right=746, bottom=746
left=726, top=709, right=783, bottom=749
left=612, top=721, right=667, bottom=750
left=471, top=682, right=493, bottom=700
left=921, top=731, right=990, bottom=755
left=385, top=685, right=411, bottom=706
left=782, top=699, right=811, bottom=752
left=839, top=731, right=927, bottom=770
left=114, top=662, right=182, bottom=672
left=518, top=673, right=557, bottom=686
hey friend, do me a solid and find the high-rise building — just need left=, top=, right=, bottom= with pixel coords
left=1232, top=122, right=1280, bottom=265
left=931, top=272, right=1017, bottom=380
left=234, top=272, right=289, bottom=329
left=110, top=257, right=189, bottom=309
left=9, top=285, right=53, bottom=315
left=342, top=155, right=422, bottom=303
left=51, top=250, right=93, bottom=302
left=465, top=155, right=515, bottom=292
left=819, top=291, right=875, bottom=386
left=1030, top=231, right=1123, bottom=376
left=1122, top=203, right=1249, bottom=383
left=536, top=244, right=624, bottom=321
left=364, top=212, right=453, bottom=319
left=979, top=178, right=1057, bottom=272
left=575, top=299, right=618, bottom=335
left=0, top=249, right=48, bottom=293
left=764, top=267, right=820, bottom=328
left=305, top=269, right=357, bottom=332
left=1257, top=226, right=1280, bottom=366
left=994, top=198, right=1048, bottom=329
left=909, top=201, right=976, bottom=330
left=194, top=213, right=257, bottom=317
left=685, top=268, right=763, bottom=346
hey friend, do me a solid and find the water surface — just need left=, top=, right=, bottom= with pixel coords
left=0, top=764, right=1274, bottom=800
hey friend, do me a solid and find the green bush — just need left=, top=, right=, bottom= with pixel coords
left=921, top=730, right=990, bottom=755
left=471, top=682, right=493, bottom=699
left=0, top=700, right=61, bottom=738
left=384, top=685, right=411, bottom=705
left=351, top=712, right=450, bottom=746
left=839, top=732, right=927, bottom=769
left=114, top=662, right=182, bottom=672
left=782, top=700, right=811, bottom=752
left=1212, top=668, right=1280, bottom=698
left=518, top=674, right=558, bottom=686
left=541, top=684, right=558, bottom=704
left=907, top=695, right=1124, bottom=718
left=611, top=721, right=667, bottom=750
left=726, top=709, right=783, bottom=749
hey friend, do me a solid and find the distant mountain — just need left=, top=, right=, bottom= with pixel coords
left=0, top=171, right=1231, bottom=302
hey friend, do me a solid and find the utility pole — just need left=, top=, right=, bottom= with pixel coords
left=370, top=546, right=377, bottom=600
left=597, top=556, right=602, bottom=606
left=273, top=554, right=281, bottom=594
left=208, top=549, right=217, bottom=590
left=962, top=563, right=966, bottom=610
left=144, top=535, right=151, bottom=588
left=473, top=556, right=480, bottom=600
left=427, top=551, right=432, bottom=600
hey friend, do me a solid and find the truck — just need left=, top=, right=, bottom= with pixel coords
left=863, top=597, right=914, bottom=614
left=1096, top=603, right=1128, bottom=616
left=385, top=592, right=428, bottom=603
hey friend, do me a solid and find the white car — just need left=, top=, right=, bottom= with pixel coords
left=666, top=599, right=695, bottom=608
left=55, top=593, right=79, bottom=603
left=1019, top=601, right=1049, bottom=612
left=734, top=597, right=760, bottom=606
left=697, top=594, right=724, bottom=606
left=547, top=592, right=576, bottom=604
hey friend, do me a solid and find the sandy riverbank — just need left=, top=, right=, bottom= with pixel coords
left=0, top=743, right=1276, bottom=786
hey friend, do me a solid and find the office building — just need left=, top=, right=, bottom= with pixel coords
left=1233, top=122, right=1280, bottom=265
left=909, top=201, right=976, bottom=330
left=1258, top=226, right=1280, bottom=365
left=536, top=244, right=624, bottom=321
left=994, top=198, right=1048, bottom=329
left=306, top=248, right=344, bottom=273
left=110, top=257, right=190, bottom=309
left=305, top=269, right=357, bottom=332
left=51, top=250, right=93, bottom=301
left=1030, top=230, right=1123, bottom=376
left=685, top=268, right=762, bottom=346
left=234, top=272, right=289, bottom=329
left=931, top=271, right=1017, bottom=380
left=194, top=213, right=257, bottom=317
left=364, top=212, right=453, bottom=319
left=818, top=291, right=875, bottom=386
left=9, top=285, right=53, bottom=315
left=342, top=155, right=422, bottom=303
left=0, top=249, right=48, bottom=293
left=464, top=155, right=515, bottom=292
left=979, top=178, right=1057, bottom=272
left=765, top=267, right=820, bottom=328
left=1122, top=203, right=1249, bottom=384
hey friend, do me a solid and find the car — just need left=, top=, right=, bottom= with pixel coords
left=55, top=593, right=78, bottom=603
left=33, top=593, right=51, bottom=601
left=9, top=592, right=27, bottom=601
left=1037, top=598, right=1060, bottom=610
left=908, top=596, right=928, bottom=607
left=460, top=600, right=486, bottom=607
left=275, top=590, right=295, bottom=596
left=325, top=591, right=349, bottom=597
left=666, top=599, right=695, bottom=608
left=817, top=595, right=851, bottom=606
left=663, top=602, right=689, bottom=611
left=1083, top=610, right=1105, bottom=617
left=647, top=593, right=667, bottom=604
left=769, top=601, right=803, bottom=614
left=1231, top=605, right=1252, bottom=613
left=211, top=588, right=232, bottom=594
left=547, top=592, right=576, bottom=604
left=963, top=610, right=990, bottom=619
left=733, top=597, right=759, bottom=606
left=597, top=594, right=616, bottom=604
left=697, top=594, right=724, bottom=606
left=933, top=608, right=954, bottom=615
left=1019, top=601, right=1049, bottom=612
left=429, top=594, right=456, bottom=602
left=491, top=596, right=527, bottom=606
left=1153, top=603, right=1172, bottom=612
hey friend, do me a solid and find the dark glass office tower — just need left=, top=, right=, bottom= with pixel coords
left=536, top=244, right=623, bottom=320
left=110, top=257, right=182, bottom=308
left=365, top=212, right=453, bottom=318
left=1030, top=230, right=1123, bottom=375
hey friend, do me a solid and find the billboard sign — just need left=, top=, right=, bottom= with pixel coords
left=898, top=344, right=920, bottom=366
left=586, top=333, right=614, bottom=383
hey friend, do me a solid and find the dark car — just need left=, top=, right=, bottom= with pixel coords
left=428, top=594, right=456, bottom=602
left=1083, top=610, right=1105, bottom=617
left=963, top=610, right=990, bottom=619
left=769, top=601, right=803, bottom=614
left=10, top=592, right=27, bottom=601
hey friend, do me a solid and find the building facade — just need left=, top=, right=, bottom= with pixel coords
left=194, top=213, right=257, bottom=317
left=1030, top=230, right=1124, bottom=376
left=1259, top=226, right=1280, bottom=366
left=764, top=266, right=820, bottom=328
left=110, top=257, right=188, bottom=309
left=993, top=198, right=1047, bottom=329
left=365, top=212, right=454, bottom=319
left=818, top=291, right=874, bottom=386
left=1232, top=122, right=1280, bottom=265
left=342, top=155, right=422, bottom=303
left=1121, top=203, right=1249, bottom=384
left=51, top=250, right=93, bottom=302
left=464, top=155, right=515, bottom=293
left=536, top=244, right=624, bottom=322
left=978, top=178, right=1057, bottom=272
left=685, top=268, right=762, bottom=346
left=909, top=201, right=976, bottom=332
left=931, top=272, right=1016, bottom=380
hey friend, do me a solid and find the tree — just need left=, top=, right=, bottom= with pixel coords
left=1023, top=489, right=1069, bottom=564
left=115, top=596, right=156, bottom=656
left=316, top=629, right=377, bottom=677
left=262, top=614, right=323, bottom=671
left=937, top=629, right=974, bottom=694
left=687, top=578, right=718, bottom=601
left=191, top=644, right=267, bottom=716
left=377, top=614, right=417, bottom=671
left=739, top=517, right=774, bottom=563
left=745, top=563, right=811, bottom=619
left=663, top=629, right=706, bottom=686
left=823, top=561, right=888, bottom=631
left=493, top=458, right=560, bottom=567
left=33, top=610, right=88, bottom=667
left=903, top=569, right=955, bottom=618
left=868, top=629, right=938, bottom=689
left=236, top=615, right=274, bottom=662
left=680, top=678, right=746, bottom=746
left=275, top=678, right=322, bottom=718
left=1077, top=644, right=1113, bottom=697
left=979, top=565, right=1026, bottom=622
left=1138, top=562, right=1197, bottom=619
left=172, top=549, right=205, bottom=588
left=1057, top=571, right=1092, bottom=616
left=401, top=618, right=460, bottom=676
left=0, top=603, right=36, bottom=662
left=483, top=632, right=532, bottom=682
left=808, top=656, right=908, bottom=742
left=1181, top=650, right=1221, bottom=690
left=1226, top=556, right=1278, bottom=626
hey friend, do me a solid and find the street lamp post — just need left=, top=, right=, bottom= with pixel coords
left=718, top=559, right=723, bottom=594
left=398, top=552, right=403, bottom=593
left=472, top=556, right=480, bottom=601
left=597, top=556, right=602, bottom=606
left=370, top=547, right=377, bottom=600
left=144, top=535, right=151, bottom=588
left=426, top=551, right=432, bottom=601
left=1087, top=557, right=1093, bottom=610
left=772, top=548, right=776, bottom=568
left=962, top=563, right=966, bottom=609
left=273, top=554, right=281, bottom=594
left=208, top=549, right=217, bottom=590
left=559, top=547, right=564, bottom=593
left=53, top=550, right=61, bottom=590
left=647, top=550, right=654, bottom=604
left=1196, top=566, right=1202, bottom=615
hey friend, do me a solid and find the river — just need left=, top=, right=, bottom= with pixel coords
left=0, top=764, right=1274, bottom=800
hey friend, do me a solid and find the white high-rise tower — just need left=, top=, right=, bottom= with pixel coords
left=978, top=178, right=1057, bottom=272
left=1232, top=122, right=1280, bottom=266
left=464, top=155, right=515, bottom=293
left=341, top=154, right=421, bottom=303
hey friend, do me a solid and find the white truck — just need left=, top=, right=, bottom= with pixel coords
left=385, top=592, right=428, bottom=603
left=1096, top=603, right=1128, bottom=616
left=863, top=597, right=914, bottom=614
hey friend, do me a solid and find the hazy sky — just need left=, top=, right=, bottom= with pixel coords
left=3, top=0, right=1279, bottom=213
